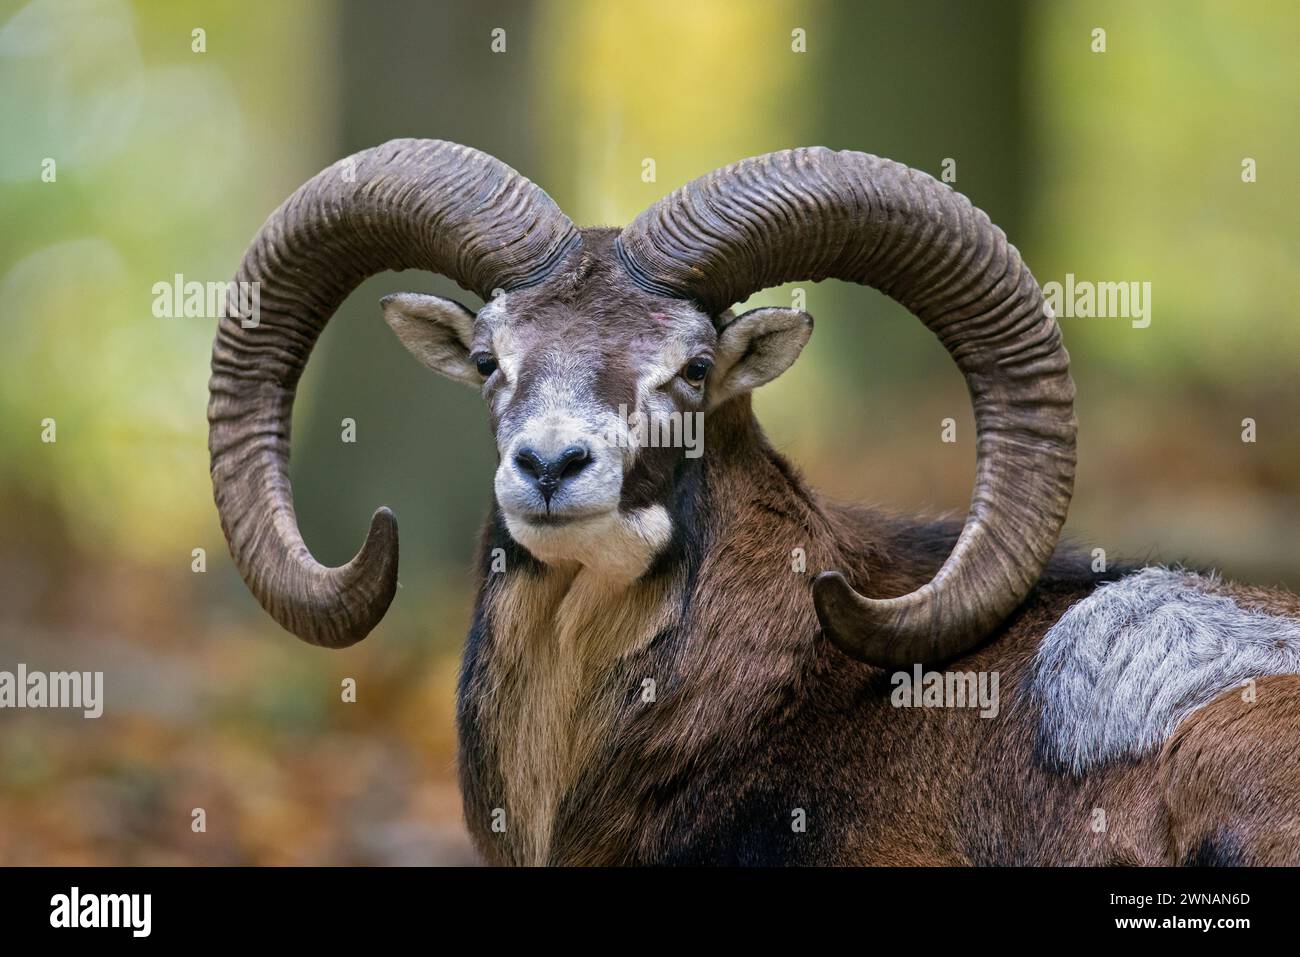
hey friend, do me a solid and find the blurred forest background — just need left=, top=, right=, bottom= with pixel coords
left=1, top=0, right=1297, bottom=864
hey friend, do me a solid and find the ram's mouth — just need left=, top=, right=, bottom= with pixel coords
left=521, top=512, right=579, bottom=528
left=513, top=505, right=612, bottom=528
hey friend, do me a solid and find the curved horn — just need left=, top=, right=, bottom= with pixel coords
left=617, top=147, right=1075, bottom=668
left=209, top=139, right=579, bottom=648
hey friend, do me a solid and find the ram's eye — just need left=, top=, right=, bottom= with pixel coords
left=473, top=353, right=498, bottom=378
left=682, top=357, right=712, bottom=386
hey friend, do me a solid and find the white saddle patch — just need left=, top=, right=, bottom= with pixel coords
left=1032, top=567, right=1300, bottom=775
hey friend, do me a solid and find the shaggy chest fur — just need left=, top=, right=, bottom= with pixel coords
left=472, top=565, right=683, bottom=864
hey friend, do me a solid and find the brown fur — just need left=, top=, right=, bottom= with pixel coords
left=1161, top=675, right=1300, bottom=865
left=453, top=392, right=1300, bottom=865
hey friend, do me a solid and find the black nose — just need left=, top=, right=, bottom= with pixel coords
left=514, top=444, right=592, bottom=503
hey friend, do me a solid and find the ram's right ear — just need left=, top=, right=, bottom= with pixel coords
left=381, top=292, right=482, bottom=386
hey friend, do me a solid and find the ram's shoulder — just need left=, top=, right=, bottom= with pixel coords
left=1030, top=567, right=1300, bottom=775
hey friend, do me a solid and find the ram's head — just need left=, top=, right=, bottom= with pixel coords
left=209, top=139, right=1075, bottom=667
left=379, top=228, right=811, bottom=580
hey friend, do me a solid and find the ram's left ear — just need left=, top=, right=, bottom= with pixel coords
left=382, top=292, right=481, bottom=386
left=708, top=307, right=813, bottom=408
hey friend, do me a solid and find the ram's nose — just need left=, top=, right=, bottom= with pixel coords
left=513, top=444, right=592, bottom=504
